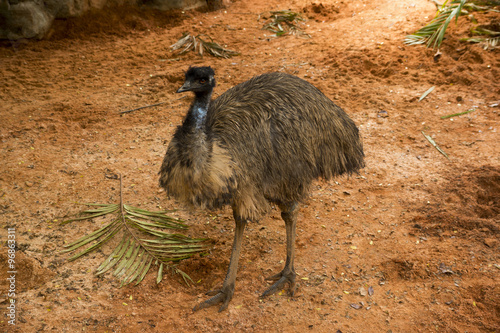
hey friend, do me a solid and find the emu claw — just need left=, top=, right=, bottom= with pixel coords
left=261, top=270, right=297, bottom=298
left=193, top=285, right=235, bottom=312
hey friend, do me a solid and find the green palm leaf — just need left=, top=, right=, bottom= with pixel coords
left=62, top=174, right=210, bottom=286
left=404, top=0, right=467, bottom=49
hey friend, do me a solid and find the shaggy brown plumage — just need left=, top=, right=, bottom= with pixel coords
left=159, top=66, right=364, bottom=312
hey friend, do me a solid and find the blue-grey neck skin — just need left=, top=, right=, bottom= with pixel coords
left=193, top=91, right=212, bottom=129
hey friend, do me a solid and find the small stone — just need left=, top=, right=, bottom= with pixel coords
left=350, top=303, right=362, bottom=309
left=439, top=263, right=454, bottom=274
left=377, top=110, right=389, bottom=118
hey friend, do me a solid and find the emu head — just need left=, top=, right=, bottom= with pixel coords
left=177, top=66, right=216, bottom=94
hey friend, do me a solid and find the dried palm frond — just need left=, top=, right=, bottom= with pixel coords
left=462, top=36, right=500, bottom=49
left=170, top=33, right=240, bottom=58
left=462, top=26, right=500, bottom=49
left=62, top=174, right=209, bottom=286
left=404, top=0, right=468, bottom=49
left=261, top=10, right=311, bottom=38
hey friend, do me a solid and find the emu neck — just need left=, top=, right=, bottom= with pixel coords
left=191, top=91, right=212, bottom=130
left=179, top=90, right=213, bottom=174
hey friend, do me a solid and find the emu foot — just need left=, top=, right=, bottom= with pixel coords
left=193, top=283, right=235, bottom=312
left=261, top=269, right=297, bottom=298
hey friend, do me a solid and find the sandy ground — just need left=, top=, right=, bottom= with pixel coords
left=0, top=0, right=499, bottom=332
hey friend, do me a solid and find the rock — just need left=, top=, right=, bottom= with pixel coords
left=88, top=0, right=107, bottom=10
left=207, top=0, right=224, bottom=11
left=0, top=0, right=54, bottom=40
left=147, top=0, right=207, bottom=11
left=45, top=0, right=88, bottom=18
left=0, top=0, right=219, bottom=41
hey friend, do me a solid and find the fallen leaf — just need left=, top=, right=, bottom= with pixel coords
left=419, top=86, right=435, bottom=102
left=350, top=303, right=363, bottom=310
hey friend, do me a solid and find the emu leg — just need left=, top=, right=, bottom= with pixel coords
left=193, top=216, right=247, bottom=312
left=261, top=202, right=298, bottom=297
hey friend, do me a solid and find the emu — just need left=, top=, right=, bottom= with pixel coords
left=159, top=66, right=365, bottom=312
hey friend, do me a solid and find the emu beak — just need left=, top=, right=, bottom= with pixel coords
left=176, top=82, right=191, bottom=93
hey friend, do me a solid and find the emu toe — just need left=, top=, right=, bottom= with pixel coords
left=261, top=268, right=297, bottom=298
left=193, top=284, right=235, bottom=312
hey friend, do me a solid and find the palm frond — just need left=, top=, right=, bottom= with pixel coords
left=472, top=26, right=500, bottom=36
left=404, top=0, right=467, bottom=49
left=261, top=10, right=311, bottom=38
left=460, top=23, right=500, bottom=49
left=62, top=174, right=210, bottom=286
left=170, top=33, right=240, bottom=58
left=461, top=36, right=500, bottom=49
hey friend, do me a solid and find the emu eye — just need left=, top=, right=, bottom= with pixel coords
left=199, top=79, right=207, bottom=84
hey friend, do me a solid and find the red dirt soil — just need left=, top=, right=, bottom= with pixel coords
left=0, top=0, right=499, bottom=332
